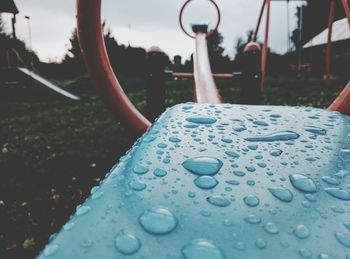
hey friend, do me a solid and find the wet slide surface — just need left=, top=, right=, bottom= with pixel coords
left=38, top=104, right=350, bottom=258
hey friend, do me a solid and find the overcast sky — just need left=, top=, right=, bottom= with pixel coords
left=2, top=0, right=303, bottom=62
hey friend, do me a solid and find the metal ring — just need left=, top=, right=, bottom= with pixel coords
left=179, top=0, right=221, bottom=39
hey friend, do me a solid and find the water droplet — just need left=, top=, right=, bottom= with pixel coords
left=244, top=214, right=261, bottom=224
left=268, top=187, right=293, bottom=202
left=270, top=149, right=283, bottom=157
left=289, top=174, right=317, bottom=193
left=318, top=253, right=334, bottom=259
left=225, top=180, right=240, bottom=186
left=133, top=164, right=149, bottom=175
left=304, top=126, right=327, bottom=135
left=207, top=195, right=231, bottom=207
left=244, top=131, right=300, bottom=142
left=153, top=168, right=167, bottom=177
left=182, top=157, right=223, bottom=176
left=81, top=239, right=93, bottom=248
left=299, top=248, right=313, bottom=258
left=243, top=195, right=260, bottom=207
left=233, top=171, right=245, bottom=177
left=294, top=224, right=310, bottom=239
left=76, top=205, right=91, bottom=216
left=225, top=151, right=240, bottom=158
left=325, top=188, right=350, bottom=200
left=253, top=120, right=269, bottom=126
left=255, top=238, right=267, bottom=249
left=115, top=230, right=141, bottom=255
left=63, top=222, right=75, bottom=231
left=194, top=176, right=218, bottom=189
left=263, top=222, right=279, bottom=234
left=169, top=137, right=181, bottom=143
left=139, top=207, right=177, bottom=235
left=321, top=176, right=340, bottom=185
left=181, top=239, right=224, bottom=259
left=186, top=117, right=217, bottom=124
left=128, top=180, right=147, bottom=191
left=335, top=232, right=350, bottom=248
left=43, top=244, right=59, bottom=256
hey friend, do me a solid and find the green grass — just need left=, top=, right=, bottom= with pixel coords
left=0, top=76, right=346, bottom=258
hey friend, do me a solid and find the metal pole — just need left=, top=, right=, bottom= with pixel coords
left=286, top=0, right=290, bottom=52
left=261, top=0, right=271, bottom=90
left=340, top=0, right=350, bottom=29
left=11, top=14, right=16, bottom=39
left=253, top=0, right=267, bottom=42
left=25, top=16, right=34, bottom=71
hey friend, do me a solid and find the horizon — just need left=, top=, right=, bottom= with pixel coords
left=2, top=0, right=304, bottom=63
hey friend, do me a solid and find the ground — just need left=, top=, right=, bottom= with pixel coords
left=0, top=76, right=346, bottom=258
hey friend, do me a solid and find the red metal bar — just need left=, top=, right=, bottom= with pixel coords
left=341, top=0, right=350, bottom=28
left=253, top=0, right=267, bottom=42
left=325, top=0, right=335, bottom=85
left=76, top=0, right=150, bottom=133
left=329, top=81, right=350, bottom=114
left=173, top=72, right=236, bottom=79
left=193, top=33, right=223, bottom=103
left=261, top=0, right=271, bottom=90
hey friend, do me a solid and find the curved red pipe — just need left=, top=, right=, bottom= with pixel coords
left=341, top=0, right=350, bottom=28
left=193, top=33, right=223, bottom=104
left=329, top=81, right=350, bottom=114
left=253, top=0, right=267, bottom=42
left=76, top=0, right=151, bottom=133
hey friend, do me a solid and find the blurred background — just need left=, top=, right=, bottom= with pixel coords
left=0, top=0, right=349, bottom=258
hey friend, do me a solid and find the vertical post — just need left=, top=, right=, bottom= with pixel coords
left=146, top=47, right=166, bottom=121
left=253, top=0, right=266, bottom=42
left=11, top=14, right=16, bottom=39
left=326, top=0, right=335, bottom=85
left=241, top=42, right=262, bottom=105
left=261, top=0, right=271, bottom=90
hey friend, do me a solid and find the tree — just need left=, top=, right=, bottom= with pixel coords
left=206, top=31, right=232, bottom=72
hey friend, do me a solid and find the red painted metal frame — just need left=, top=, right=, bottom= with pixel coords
left=193, top=33, right=223, bottom=103
left=77, top=0, right=150, bottom=133
left=325, top=0, right=335, bottom=85
left=253, top=0, right=267, bottom=42
left=179, top=0, right=221, bottom=39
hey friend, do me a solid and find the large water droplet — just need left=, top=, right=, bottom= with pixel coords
left=270, top=149, right=283, bottom=157
left=243, top=195, right=260, bottom=207
left=76, top=205, right=91, bottom=216
left=304, top=126, right=327, bottom=135
left=153, top=168, right=167, bottom=177
left=255, top=238, right=267, bottom=249
left=128, top=180, right=147, bottom=191
left=186, top=117, right=217, bottom=124
left=43, top=244, right=59, bottom=257
left=207, top=195, right=231, bottom=207
left=268, top=187, right=293, bottom=202
left=321, top=176, right=340, bottom=185
left=181, top=239, right=224, bottom=259
left=115, top=230, right=141, bottom=255
left=244, top=131, right=300, bottom=142
left=139, top=207, right=177, bottom=235
left=225, top=151, right=240, bottom=158
left=299, top=248, right=313, bottom=258
left=182, top=157, right=223, bottom=176
left=325, top=188, right=350, bottom=200
left=133, top=164, right=149, bottom=175
left=263, top=222, right=279, bottom=234
left=289, top=174, right=317, bottom=193
left=294, top=224, right=310, bottom=239
left=244, top=214, right=261, bottom=224
left=194, top=176, right=218, bottom=189
left=335, top=232, right=350, bottom=248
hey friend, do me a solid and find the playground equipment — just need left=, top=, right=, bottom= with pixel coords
left=0, top=0, right=80, bottom=101
left=250, top=0, right=350, bottom=88
left=38, top=0, right=350, bottom=258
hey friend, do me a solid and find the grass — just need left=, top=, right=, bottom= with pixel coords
left=0, top=75, right=346, bottom=258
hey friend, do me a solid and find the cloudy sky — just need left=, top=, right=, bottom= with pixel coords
left=2, top=0, right=303, bottom=62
